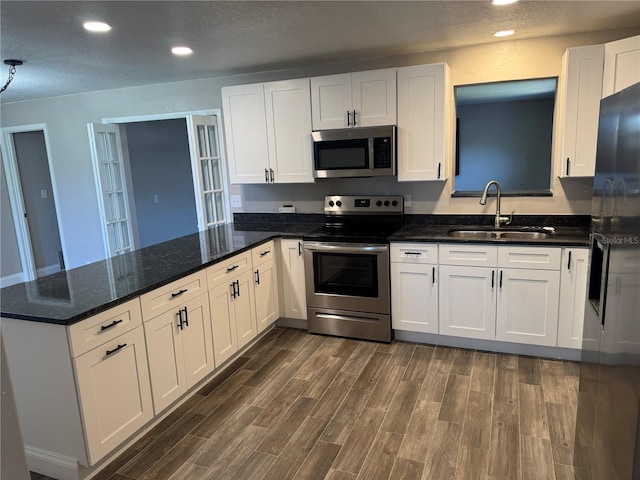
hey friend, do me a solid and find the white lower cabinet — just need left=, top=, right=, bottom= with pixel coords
left=557, top=247, right=589, bottom=349
left=390, top=243, right=438, bottom=334
left=144, top=292, right=214, bottom=414
left=253, top=241, right=280, bottom=333
left=74, top=325, right=154, bottom=464
left=279, top=239, right=307, bottom=319
left=437, top=244, right=561, bottom=347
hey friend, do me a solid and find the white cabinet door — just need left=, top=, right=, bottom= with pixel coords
left=391, top=262, right=438, bottom=334
left=496, top=268, right=560, bottom=347
left=439, top=265, right=496, bottom=340
left=221, top=83, right=270, bottom=184
left=558, top=45, right=604, bottom=178
left=352, top=68, right=397, bottom=127
left=311, top=74, right=352, bottom=130
left=397, top=63, right=451, bottom=181
left=74, top=326, right=153, bottom=464
left=603, top=35, right=640, bottom=97
left=279, top=239, right=307, bottom=319
left=557, top=248, right=589, bottom=349
left=209, top=281, right=238, bottom=366
left=180, top=294, right=215, bottom=387
left=254, top=258, right=279, bottom=333
left=144, top=308, right=188, bottom=413
left=233, top=270, right=258, bottom=349
left=264, top=79, right=314, bottom=183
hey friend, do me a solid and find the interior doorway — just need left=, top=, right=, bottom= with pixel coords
left=1, top=125, right=66, bottom=283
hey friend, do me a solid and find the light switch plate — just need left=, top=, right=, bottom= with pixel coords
left=403, top=194, right=412, bottom=207
left=230, top=195, right=242, bottom=208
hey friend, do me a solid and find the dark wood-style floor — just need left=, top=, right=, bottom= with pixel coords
left=31, top=327, right=582, bottom=480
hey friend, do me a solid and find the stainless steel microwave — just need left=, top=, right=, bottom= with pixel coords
left=311, top=125, right=396, bottom=178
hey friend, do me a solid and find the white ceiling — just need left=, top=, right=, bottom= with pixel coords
left=1, top=1, right=639, bottom=104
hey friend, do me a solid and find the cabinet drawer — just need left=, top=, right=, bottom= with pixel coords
left=252, top=240, right=276, bottom=267
left=140, top=270, right=208, bottom=320
left=498, top=246, right=561, bottom=270
left=439, top=244, right=498, bottom=267
left=68, top=298, right=143, bottom=358
left=207, top=251, right=252, bottom=287
left=391, top=243, right=438, bottom=264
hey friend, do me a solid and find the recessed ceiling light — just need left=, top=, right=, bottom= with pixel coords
left=172, top=46, right=193, bottom=56
left=492, top=0, right=519, bottom=5
left=83, top=21, right=111, bottom=33
left=494, top=30, right=516, bottom=37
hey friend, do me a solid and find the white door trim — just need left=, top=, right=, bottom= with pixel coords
left=1, top=124, right=67, bottom=282
left=101, top=109, right=219, bottom=125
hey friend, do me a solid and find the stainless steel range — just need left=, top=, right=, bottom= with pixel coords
left=303, top=195, right=403, bottom=343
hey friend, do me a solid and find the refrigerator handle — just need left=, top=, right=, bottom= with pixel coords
left=599, top=240, right=611, bottom=331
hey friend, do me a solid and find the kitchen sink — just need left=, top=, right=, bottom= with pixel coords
left=447, top=229, right=551, bottom=240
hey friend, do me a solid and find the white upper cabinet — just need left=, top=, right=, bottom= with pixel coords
left=397, top=63, right=451, bottom=181
left=602, top=35, right=640, bottom=97
left=222, top=79, right=313, bottom=184
left=557, top=45, right=604, bottom=178
left=311, top=68, right=396, bottom=130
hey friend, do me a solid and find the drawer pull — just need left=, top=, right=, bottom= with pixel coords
left=106, top=343, right=127, bottom=356
left=171, top=288, right=188, bottom=298
left=101, top=319, right=123, bottom=331
left=260, top=250, right=270, bottom=257
left=404, top=251, right=422, bottom=256
left=226, top=265, right=239, bottom=273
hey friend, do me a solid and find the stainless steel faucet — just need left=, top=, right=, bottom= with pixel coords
left=480, top=180, right=513, bottom=228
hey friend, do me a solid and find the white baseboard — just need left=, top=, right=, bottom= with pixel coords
left=37, top=264, right=61, bottom=277
left=26, top=446, right=81, bottom=480
left=1, top=272, right=24, bottom=288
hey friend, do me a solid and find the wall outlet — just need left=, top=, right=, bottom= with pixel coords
left=278, top=205, right=296, bottom=213
left=153, top=194, right=159, bottom=204
left=230, top=195, right=242, bottom=208
left=403, top=194, right=412, bottom=207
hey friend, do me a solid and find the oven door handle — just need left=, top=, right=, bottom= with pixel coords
left=303, top=242, right=388, bottom=254
left=314, top=312, right=381, bottom=324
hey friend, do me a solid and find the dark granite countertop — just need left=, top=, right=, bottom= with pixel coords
left=0, top=222, right=319, bottom=326
left=0, top=213, right=590, bottom=326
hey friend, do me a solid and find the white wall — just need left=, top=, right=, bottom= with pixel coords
left=1, top=28, right=638, bottom=269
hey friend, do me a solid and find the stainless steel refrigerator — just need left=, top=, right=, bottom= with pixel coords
left=574, top=81, right=640, bottom=479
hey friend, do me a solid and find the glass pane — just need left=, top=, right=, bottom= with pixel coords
left=207, top=125, right=218, bottom=157
left=201, top=159, right=211, bottom=191
left=107, top=224, right=117, bottom=252
left=97, top=133, right=109, bottom=161
left=112, top=162, right=123, bottom=190
left=101, top=163, right=112, bottom=191
left=105, top=193, right=115, bottom=221
left=215, top=192, right=224, bottom=223
left=106, top=132, right=117, bottom=161
left=212, top=159, right=222, bottom=190
left=197, top=125, right=207, bottom=157
left=120, top=221, right=130, bottom=249
left=116, top=193, right=126, bottom=220
left=205, top=193, right=214, bottom=225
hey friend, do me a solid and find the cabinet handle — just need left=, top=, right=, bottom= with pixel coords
left=492, top=270, right=495, bottom=289
left=106, top=343, right=127, bottom=356
left=270, top=168, right=274, bottom=183
left=566, top=158, right=570, bottom=176
left=177, top=309, right=184, bottom=330
left=255, top=269, right=260, bottom=285
left=183, top=307, right=189, bottom=327
left=226, top=265, right=239, bottom=273
left=438, top=163, right=442, bottom=179
left=432, top=266, right=436, bottom=284
left=260, top=249, right=270, bottom=257
left=352, top=110, right=357, bottom=126
left=171, top=288, right=188, bottom=298
left=231, top=282, right=237, bottom=299
left=404, top=251, right=422, bottom=256
left=298, top=241, right=303, bottom=256
left=567, top=251, right=572, bottom=271
left=101, top=319, right=123, bottom=331
left=347, top=110, right=351, bottom=126
left=499, top=270, right=503, bottom=289
left=235, top=280, right=240, bottom=297
left=265, top=168, right=269, bottom=183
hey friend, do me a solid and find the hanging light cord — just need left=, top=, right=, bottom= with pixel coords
left=1, top=60, right=23, bottom=94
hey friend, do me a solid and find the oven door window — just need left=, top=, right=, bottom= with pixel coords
left=313, top=252, right=378, bottom=298
left=314, top=138, right=369, bottom=170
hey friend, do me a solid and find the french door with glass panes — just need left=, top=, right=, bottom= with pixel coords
left=88, top=123, right=134, bottom=257
left=187, top=115, right=228, bottom=230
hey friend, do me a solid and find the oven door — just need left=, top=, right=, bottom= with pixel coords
left=303, top=242, right=390, bottom=314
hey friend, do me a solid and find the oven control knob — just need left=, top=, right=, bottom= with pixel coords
left=392, top=200, right=398, bottom=207
left=328, top=200, right=334, bottom=207
left=336, top=200, right=342, bottom=207
left=376, top=200, right=382, bottom=207
left=384, top=200, right=390, bottom=207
